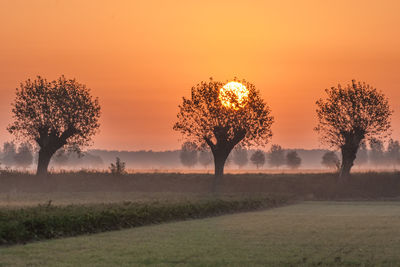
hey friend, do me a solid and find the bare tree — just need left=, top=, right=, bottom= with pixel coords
left=8, top=76, right=101, bottom=176
left=286, top=151, right=302, bottom=169
left=250, top=150, right=266, bottom=169
left=173, top=78, right=273, bottom=190
left=268, top=144, right=285, bottom=168
left=315, top=80, right=392, bottom=179
left=180, top=141, right=198, bottom=168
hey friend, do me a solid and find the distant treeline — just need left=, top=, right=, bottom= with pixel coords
left=0, top=139, right=399, bottom=171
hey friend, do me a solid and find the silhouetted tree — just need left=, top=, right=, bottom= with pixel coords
left=2, top=142, right=17, bottom=167
left=14, top=142, right=34, bottom=169
left=315, top=80, right=392, bottom=179
left=198, top=150, right=213, bottom=169
left=286, top=151, right=302, bottom=169
left=386, top=139, right=400, bottom=167
left=173, top=78, right=273, bottom=190
left=109, top=157, right=126, bottom=175
left=321, top=151, right=340, bottom=170
left=268, top=144, right=285, bottom=168
left=354, top=142, right=368, bottom=167
left=369, top=138, right=385, bottom=166
left=180, top=141, right=198, bottom=168
left=8, top=76, right=101, bottom=176
left=232, top=145, right=248, bottom=169
left=250, top=150, right=266, bottom=169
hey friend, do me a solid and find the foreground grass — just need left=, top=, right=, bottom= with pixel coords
left=1, top=201, right=400, bottom=266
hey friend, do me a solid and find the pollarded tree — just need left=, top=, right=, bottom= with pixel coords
left=180, top=141, right=198, bottom=168
left=315, top=80, right=392, bottom=179
left=8, top=76, right=101, bottom=176
left=173, top=78, right=273, bottom=187
left=286, top=151, right=302, bottom=169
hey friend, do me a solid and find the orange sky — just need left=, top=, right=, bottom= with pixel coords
left=0, top=0, right=399, bottom=151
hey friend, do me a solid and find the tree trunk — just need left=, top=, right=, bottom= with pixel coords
left=37, top=148, right=54, bottom=176
left=212, top=150, right=229, bottom=192
left=339, top=146, right=358, bottom=181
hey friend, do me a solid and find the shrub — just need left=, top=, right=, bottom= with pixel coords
left=109, top=157, right=126, bottom=175
left=0, top=196, right=290, bottom=245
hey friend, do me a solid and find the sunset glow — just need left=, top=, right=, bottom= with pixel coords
left=0, top=0, right=399, bottom=150
left=219, top=81, right=249, bottom=110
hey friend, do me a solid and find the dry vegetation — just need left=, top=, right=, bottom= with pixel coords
left=0, top=171, right=399, bottom=207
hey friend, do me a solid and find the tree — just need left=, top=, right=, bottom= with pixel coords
left=179, top=141, right=198, bottom=168
left=250, top=150, right=266, bottom=169
left=8, top=76, right=101, bottom=176
left=198, top=150, right=213, bottom=169
left=369, top=138, right=385, bottom=167
left=354, top=141, right=368, bottom=167
left=173, top=78, right=273, bottom=190
left=286, top=151, right=301, bottom=169
left=386, top=139, right=400, bottom=168
left=51, top=148, right=70, bottom=167
left=2, top=142, right=17, bottom=167
left=321, top=151, right=340, bottom=170
left=315, top=80, right=392, bottom=179
left=268, top=144, right=285, bottom=168
left=232, top=145, right=248, bottom=169
left=14, top=142, right=34, bottom=169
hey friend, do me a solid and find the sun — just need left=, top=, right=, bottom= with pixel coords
left=219, top=81, right=249, bottom=110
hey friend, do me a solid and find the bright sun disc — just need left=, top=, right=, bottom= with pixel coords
left=219, top=81, right=249, bottom=110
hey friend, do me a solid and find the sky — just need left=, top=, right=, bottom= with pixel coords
left=0, top=0, right=399, bottom=151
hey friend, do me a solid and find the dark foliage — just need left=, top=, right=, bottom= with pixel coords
left=8, top=76, right=101, bottom=176
left=173, top=78, right=273, bottom=184
left=315, top=80, right=392, bottom=179
left=0, top=197, right=289, bottom=246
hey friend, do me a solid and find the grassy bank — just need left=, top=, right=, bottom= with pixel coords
left=0, top=195, right=290, bottom=246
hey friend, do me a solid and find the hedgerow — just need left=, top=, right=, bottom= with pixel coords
left=0, top=196, right=290, bottom=245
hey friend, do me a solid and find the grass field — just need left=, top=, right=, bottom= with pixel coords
left=1, top=201, right=400, bottom=266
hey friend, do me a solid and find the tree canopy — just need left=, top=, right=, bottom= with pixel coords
left=8, top=75, right=101, bottom=175
left=315, top=80, right=392, bottom=178
left=174, top=78, right=273, bottom=181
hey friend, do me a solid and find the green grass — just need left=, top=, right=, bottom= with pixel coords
left=1, top=201, right=400, bottom=266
